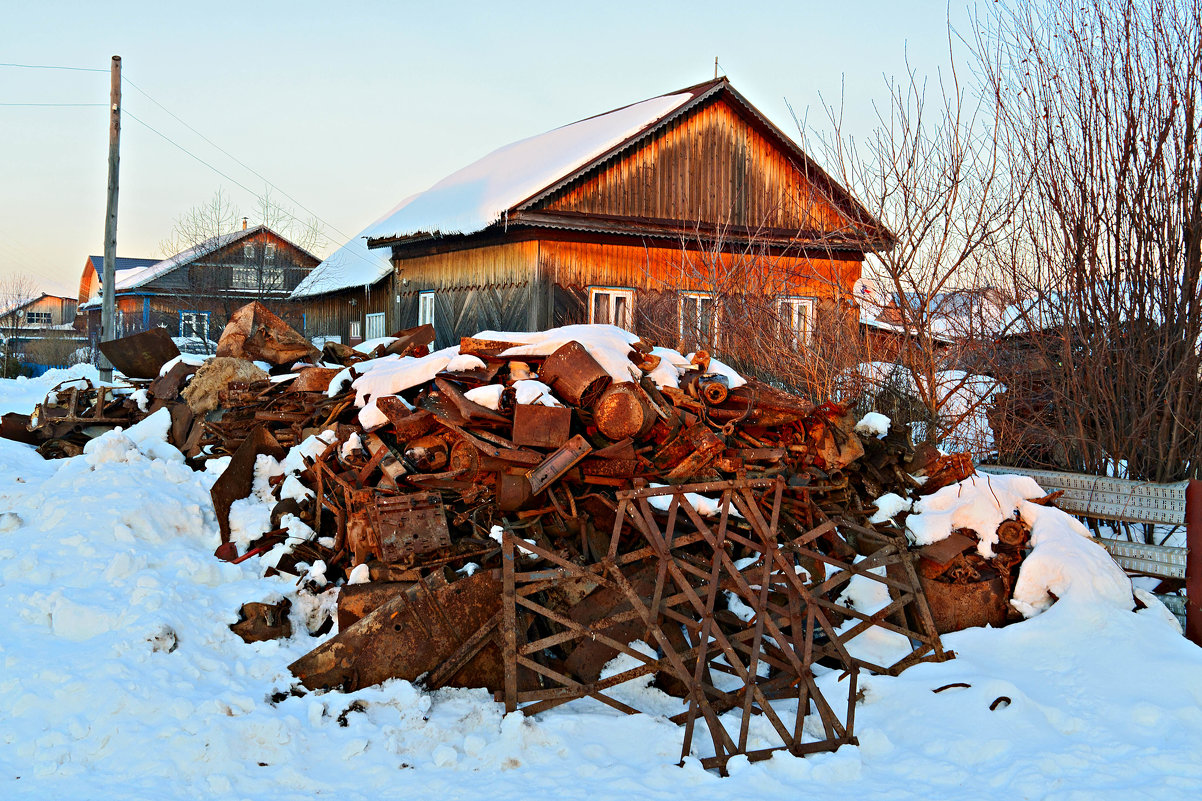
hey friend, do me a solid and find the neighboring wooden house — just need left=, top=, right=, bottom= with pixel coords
left=292, top=78, right=891, bottom=349
left=0, top=293, right=84, bottom=371
left=78, top=225, right=319, bottom=349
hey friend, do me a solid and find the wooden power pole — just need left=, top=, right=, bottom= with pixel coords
left=99, top=55, right=121, bottom=382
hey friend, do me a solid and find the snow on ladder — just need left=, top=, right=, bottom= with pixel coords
left=975, top=464, right=1200, bottom=643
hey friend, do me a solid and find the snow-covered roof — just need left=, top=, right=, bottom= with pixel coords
left=114, top=226, right=264, bottom=292
left=363, top=90, right=696, bottom=244
left=289, top=200, right=413, bottom=299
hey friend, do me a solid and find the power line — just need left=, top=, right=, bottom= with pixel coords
left=0, top=102, right=105, bottom=107
left=0, top=62, right=107, bottom=73
left=122, top=110, right=379, bottom=271
left=122, top=74, right=349, bottom=240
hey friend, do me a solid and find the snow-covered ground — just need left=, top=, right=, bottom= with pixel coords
left=2, top=376, right=1202, bottom=800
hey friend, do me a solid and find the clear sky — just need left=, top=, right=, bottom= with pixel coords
left=1, top=0, right=972, bottom=297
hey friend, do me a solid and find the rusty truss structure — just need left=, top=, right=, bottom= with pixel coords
left=500, top=479, right=945, bottom=772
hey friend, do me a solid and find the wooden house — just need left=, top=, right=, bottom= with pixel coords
left=1, top=293, right=84, bottom=371
left=292, top=78, right=891, bottom=350
left=78, top=224, right=318, bottom=349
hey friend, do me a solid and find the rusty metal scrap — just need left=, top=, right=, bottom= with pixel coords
left=3, top=301, right=1046, bottom=772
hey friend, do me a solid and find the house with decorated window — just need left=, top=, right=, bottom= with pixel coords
left=77, top=224, right=318, bottom=350
left=290, top=77, right=891, bottom=352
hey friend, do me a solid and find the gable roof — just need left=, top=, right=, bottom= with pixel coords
left=114, top=226, right=265, bottom=292
left=86, top=255, right=159, bottom=275
left=290, top=198, right=413, bottom=299
left=365, top=78, right=889, bottom=249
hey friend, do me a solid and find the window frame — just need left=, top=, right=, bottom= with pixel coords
left=25, top=311, right=52, bottom=325
left=349, top=320, right=362, bottom=340
left=264, top=242, right=276, bottom=263
left=587, top=286, right=635, bottom=330
left=178, top=310, right=211, bottom=343
left=418, top=291, right=436, bottom=329
left=678, top=291, right=718, bottom=346
left=365, top=312, right=387, bottom=340
left=779, top=296, right=817, bottom=347
left=243, top=243, right=255, bottom=261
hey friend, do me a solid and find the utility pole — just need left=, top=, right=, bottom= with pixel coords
left=99, top=54, right=121, bottom=382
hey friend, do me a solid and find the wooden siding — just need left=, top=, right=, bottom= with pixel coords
left=394, top=283, right=540, bottom=350
left=536, top=239, right=860, bottom=296
left=395, top=241, right=539, bottom=289
left=539, top=97, right=849, bottom=235
left=295, top=278, right=396, bottom=345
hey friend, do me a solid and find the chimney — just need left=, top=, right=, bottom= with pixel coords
left=242, top=217, right=248, bottom=230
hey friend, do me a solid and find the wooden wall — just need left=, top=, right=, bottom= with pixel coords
left=540, top=97, right=849, bottom=234
left=536, top=239, right=861, bottom=296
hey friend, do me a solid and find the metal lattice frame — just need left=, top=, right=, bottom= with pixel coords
left=500, top=478, right=946, bottom=772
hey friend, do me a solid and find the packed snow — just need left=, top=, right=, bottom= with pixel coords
left=2, top=365, right=1202, bottom=800
left=365, top=92, right=692, bottom=241
left=855, top=411, right=891, bottom=438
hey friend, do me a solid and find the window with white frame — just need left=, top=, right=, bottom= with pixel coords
left=349, top=320, right=362, bottom=340
left=779, top=296, right=816, bottom=346
left=232, top=264, right=284, bottom=291
left=679, top=292, right=717, bottom=346
left=179, top=310, right=210, bottom=342
left=588, top=286, right=634, bottom=330
left=418, top=292, right=435, bottom=328
left=243, top=243, right=255, bottom=261
left=264, top=242, right=276, bottom=262
left=232, top=265, right=256, bottom=289
left=365, top=312, right=386, bottom=340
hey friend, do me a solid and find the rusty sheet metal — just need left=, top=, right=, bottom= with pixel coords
left=98, top=327, right=180, bottom=379
left=230, top=599, right=292, bottom=643
left=916, top=531, right=976, bottom=566
left=383, top=323, right=435, bottom=356
left=0, top=412, right=38, bottom=445
left=526, top=434, right=593, bottom=494
left=512, top=403, right=572, bottom=449
left=336, top=570, right=452, bottom=630
left=291, top=367, right=341, bottom=393
left=211, top=426, right=287, bottom=547
left=371, top=492, right=453, bottom=561
left=539, top=340, right=612, bottom=407
left=216, top=301, right=318, bottom=365
left=289, top=570, right=505, bottom=692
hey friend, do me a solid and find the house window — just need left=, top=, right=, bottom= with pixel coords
left=243, top=243, right=255, bottom=261
left=25, top=311, right=52, bottom=325
left=349, top=320, right=362, bottom=340
left=679, top=292, right=717, bottom=346
left=780, top=296, right=816, bottom=346
left=589, top=287, right=634, bottom=330
left=179, top=310, right=210, bottom=343
left=264, top=243, right=276, bottom=262
left=365, top=312, right=386, bottom=340
left=232, top=265, right=284, bottom=291
left=418, top=292, right=435, bottom=328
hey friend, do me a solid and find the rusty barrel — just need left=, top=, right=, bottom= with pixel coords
left=540, top=340, right=612, bottom=407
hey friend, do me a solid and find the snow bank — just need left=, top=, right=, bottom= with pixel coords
left=905, top=472, right=1135, bottom=619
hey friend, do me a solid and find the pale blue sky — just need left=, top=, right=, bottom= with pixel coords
left=1, top=0, right=972, bottom=296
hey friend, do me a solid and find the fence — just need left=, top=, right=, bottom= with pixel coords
left=975, top=464, right=1199, bottom=644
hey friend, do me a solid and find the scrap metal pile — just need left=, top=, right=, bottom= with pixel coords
left=4, top=301, right=1051, bottom=772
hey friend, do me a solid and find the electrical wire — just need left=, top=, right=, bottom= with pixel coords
left=0, top=102, right=105, bottom=107
left=0, top=62, right=107, bottom=73
left=122, top=74, right=349, bottom=240
left=122, top=109, right=383, bottom=274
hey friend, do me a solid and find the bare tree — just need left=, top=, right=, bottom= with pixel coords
left=0, top=272, right=40, bottom=377
left=804, top=35, right=1021, bottom=457
left=982, top=0, right=1202, bottom=483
